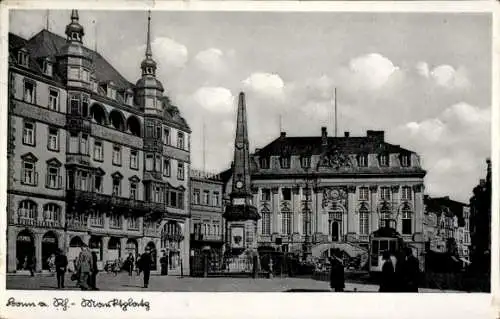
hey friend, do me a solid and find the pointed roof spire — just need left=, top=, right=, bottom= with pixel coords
left=231, top=92, right=252, bottom=197
left=71, top=9, right=79, bottom=22
left=65, top=9, right=84, bottom=41
left=145, top=10, right=152, bottom=58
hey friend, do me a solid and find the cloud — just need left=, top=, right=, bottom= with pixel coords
left=346, top=53, right=400, bottom=90
left=415, top=61, right=430, bottom=78
left=193, top=48, right=226, bottom=74
left=191, top=87, right=235, bottom=113
left=242, top=72, right=285, bottom=100
left=146, top=37, right=188, bottom=69
left=417, top=64, right=470, bottom=89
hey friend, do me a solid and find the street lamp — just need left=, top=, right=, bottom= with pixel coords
left=302, top=166, right=318, bottom=261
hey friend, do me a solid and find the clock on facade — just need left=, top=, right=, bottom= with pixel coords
left=236, top=181, right=244, bottom=189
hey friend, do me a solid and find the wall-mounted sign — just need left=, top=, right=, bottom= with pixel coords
left=231, top=226, right=245, bottom=249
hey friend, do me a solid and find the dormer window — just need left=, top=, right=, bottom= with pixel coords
left=379, top=153, right=389, bottom=167
left=301, top=156, right=311, bottom=168
left=43, top=60, right=53, bottom=76
left=71, top=32, right=80, bottom=41
left=107, top=86, right=116, bottom=100
left=82, top=69, right=90, bottom=82
left=17, top=50, right=29, bottom=67
left=401, top=153, right=411, bottom=167
left=125, top=93, right=134, bottom=105
left=358, top=154, right=368, bottom=167
left=280, top=156, right=291, bottom=169
left=260, top=157, right=270, bottom=169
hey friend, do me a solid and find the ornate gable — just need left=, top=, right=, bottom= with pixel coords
left=111, top=171, right=123, bottom=180
left=21, top=152, right=38, bottom=162
left=46, top=157, right=62, bottom=167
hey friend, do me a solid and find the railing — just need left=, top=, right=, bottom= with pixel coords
left=358, top=234, right=369, bottom=242
left=16, top=217, right=62, bottom=228
left=192, top=233, right=223, bottom=242
left=66, top=219, right=88, bottom=231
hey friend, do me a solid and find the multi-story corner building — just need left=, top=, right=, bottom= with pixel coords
left=189, top=170, right=224, bottom=260
left=7, top=10, right=191, bottom=274
left=423, top=196, right=470, bottom=259
left=222, top=127, right=427, bottom=266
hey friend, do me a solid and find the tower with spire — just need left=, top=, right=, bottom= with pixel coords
left=135, top=10, right=164, bottom=115
left=223, top=92, right=260, bottom=256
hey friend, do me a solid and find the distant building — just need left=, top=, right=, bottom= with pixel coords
left=423, top=196, right=470, bottom=260
left=7, top=10, right=191, bottom=274
left=190, top=169, right=224, bottom=260
left=222, top=125, right=427, bottom=267
left=469, top=159, right=491, bottom=273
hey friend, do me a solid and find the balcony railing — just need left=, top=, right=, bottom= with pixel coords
left=192, top=233, right=222, bottom=242
left=66, top=219, right=88, bottom=231
left=16, top=217, right=62, bottom=228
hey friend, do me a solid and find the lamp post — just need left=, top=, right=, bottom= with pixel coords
left=302, top=166, right=318, bottom=262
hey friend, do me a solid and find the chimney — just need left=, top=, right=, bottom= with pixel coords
left=344, top=131, right=350, bottom=138
left=321, top=127, right=328, bottom=146
left=280, top=132, right=286, bottom=139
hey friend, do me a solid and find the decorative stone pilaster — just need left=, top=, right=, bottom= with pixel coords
left=413, top=183, right=425, bottom=236
left=120, top=237, right=127, bottom=259
left=34, top=232, right=43, bottom=272
left=271, top=187, right=280, bottom=234
left=7, top=227, right=17, bottom=272
left=370, top=185, right=378, bottom=231
left=102, top=236, right=109, bottom=262
left=292, top=186, right=300, bottom=234
left=347, top=185, right=357, bottom=236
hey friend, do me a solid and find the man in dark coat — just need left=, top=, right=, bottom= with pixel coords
left=379, top=251, right=396, bottom=292
left=329, top=249, right=345, bottom=292
left=87, top=251, right=99, bottom=290
left=126, top=253, right=135, bottom=276
left=55, top=249, right=68, bottom=289
left=139, top=248, right=152, bottom=288
left=160, top=251, right=168, bottom=276
left=28, top=254, right=36, bottom=277
left=401, top=247, right=420, bottom=292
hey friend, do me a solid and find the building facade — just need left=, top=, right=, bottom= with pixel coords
left=222, top=127, right=427, bottom=266
left=423, top=196, right=470, bottom=259
left=190, top=170, right=224, bottom=259
left=7, top=10, right=191, bottom=274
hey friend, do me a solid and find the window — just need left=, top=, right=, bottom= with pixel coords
left=69, top=132, right=79, bottom=153
left=301, top=156, right=311, bottom=168
left=18, top=200, right=37, bottom=220
left=82, top=69, right=90, bottom=82
left=112, top=145, right=121, bottom=166
left=401, top=154, right=411, bottom=167
left=94, top=140, right=103, bottom=161
left=163, top=158, right=171, bottom=176
left=70, top=67, right=80, bottom=80
left=48, top=89, right=59, bottom=111
left=163, top=128, right=170, bottom=145
left=358, top=154, right=368, bottom=167
left=130, top=182, right=138, bottom=200
left=303, top=211, right=312, bottom=235
left=280, top=156, right=291, bottom=169
left=23, top=81, right=35, bottom=103
left=128, top=217, right=139, bottom=230
left=22, top=160, right=37, bottom=185
left=70, top=94, right=80, bottom=114
left=155, top=126, right=161, bottom=140
left=47, top=127, right=59, bottom=151
left=281, top=210, right=291, bottom=235
left=402, top=186, right=412, bottom=201
left=193, top=189, right=200, bottom=204
left=112, top=178, right=121, bottom=196
left=79, top=171, right=89, bottom=191
left=43, top=61, right=53, bottom=76
left=155, top=155, right=161, bottom=172
left=154, top=186, right=162, bottom=203
left=402, top=207, right=412, bottom=235
left=202, top=190, right=210, bottom=205
left=89, top=210, right=104, bottom=227
left=46, top=165, right=61, bottom=189
left=17, top=50, right=29, bottom=67
left=23, top=121, right=35, bottom=145
left=261, top=189, right=271, bottom=201
left=43, top=204, right=60, bottom=221
left=177, top=132, right=184, bottom=149
left=260, top=157, right=270, bottom=169
left=213, top=192, right=220, bottom=206
left=170, top=191, right=177, bottom=207
left=261, top=210, right=271, bottom=235
left=379, top=207, right=391, bottom=228
left=359, top=187, right=369, bottom=201
left=82, top=95, right=89, bottom=117
left=379, top=154, right=389, bottom=167
left=110, top=214, right=122, bottom=229
left=380, top=187, right=391, bottom=201
left=94, top=175, right=102, bottom=193
left=130, top=150, right=138, bottom=170
left=282, top=188, right=292, bottom=200
left=178, top=192, right=184, bottom=209
left=359, top=206, right=369, bottom=235
left=145, top=154, right=153, bottom=171
left=80, top=134, right=88, bottom=155
left=177, top=161, right=185, bottom=180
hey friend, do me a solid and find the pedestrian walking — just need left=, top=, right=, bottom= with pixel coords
left=139, top=248, right=152, bottom=288
left=160, top=251, right=168, bottom=276
left=87, top=251, right=99, bottom=290
left=126, top=253, right=135, bottom=276
left=401, top=247, right=420, bottom=292
left=54, top=249, right=68, bottom=289
left=379, top=251, right=396, bottom=292
left=76, top=244, right=93, bottom=290
left=28, top=254, right=36, bottom=277
left=329, top=249, right=345, bottom=292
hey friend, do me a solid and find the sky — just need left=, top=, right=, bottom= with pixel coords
left=9, top=10, right=492, bottom=203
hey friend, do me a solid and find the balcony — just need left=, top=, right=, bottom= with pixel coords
left=66, top=219, right=88, bottom=231
left=191, top=233, right=222, bottom=242
left=66, top=190, right=148, bottom=213
left=91, top=123, right=142, bottom=149
left=15, top=217, right=62, bottom=229
left=66, top=116, right=91, bottom=134
left=143, top=138, right=163, bottom=153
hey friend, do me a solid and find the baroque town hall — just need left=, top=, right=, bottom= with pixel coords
left=7, top=11, right=191, bottom=273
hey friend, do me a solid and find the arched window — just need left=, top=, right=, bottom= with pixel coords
left=261, top=208, right=271, bottom=235
left=359, top=205, right=369, bottom=235
left=18, top=200, right=37, bottom=220
left=43, top=203, right=60, bottom=221
left=379, top=204, right=392, bottom=228
left=402, top=205, right=413, bottom=235
left=329, top=207, right=343, bottom=242
left=281, top=209, right=291, bottom=235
